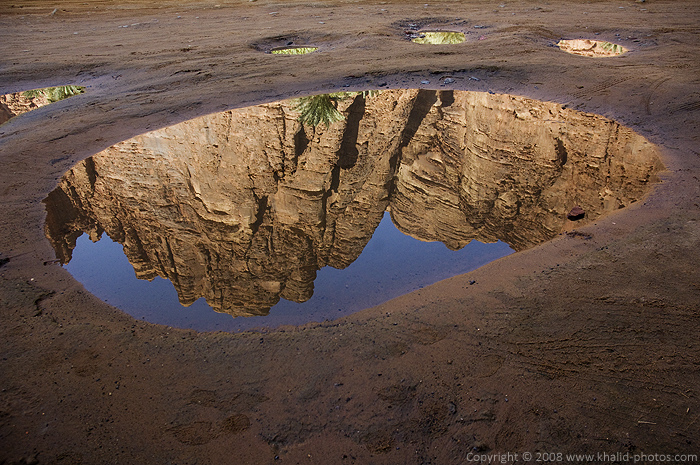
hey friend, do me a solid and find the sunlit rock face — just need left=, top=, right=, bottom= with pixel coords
left=44, top=90, right=662, bottom=317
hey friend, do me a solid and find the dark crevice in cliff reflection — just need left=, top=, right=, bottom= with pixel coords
left=43, top=89, right=663, bottom=331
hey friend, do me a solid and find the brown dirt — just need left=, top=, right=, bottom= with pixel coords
left=1, top=0, right=699, bottom=464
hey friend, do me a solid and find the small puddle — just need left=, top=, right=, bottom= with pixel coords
left=557, top=39, right=627, bottom=57
left=44, top=89, right=662, bottom=332
left=270, top=46, right=318, bottom=55
left=411, top=31, right=465, bottom=44
left=1, top=86, right=84, bottom=125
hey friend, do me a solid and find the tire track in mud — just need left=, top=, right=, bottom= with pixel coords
left=642, top=77, right=671, bottom=115
left=571, top=76, right=632, bottom=100
left=674, top=99, right=700, bottom=113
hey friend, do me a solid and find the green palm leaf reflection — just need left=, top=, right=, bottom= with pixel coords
left=22, top=85, right=84, bottom=103
left=271, top=47, right=318, bottom=55
left=598, top=42, right=622, bottom=54
left=412, top=31, right=465, bottom=45
left=292, top=91, right=382, bottom=127
left=293, top=94, right=345, bottom=127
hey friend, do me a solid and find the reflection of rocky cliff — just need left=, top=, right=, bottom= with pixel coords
left=44, top=90, right=662, bottom=317
left=0, top=92, right=49, bottom=125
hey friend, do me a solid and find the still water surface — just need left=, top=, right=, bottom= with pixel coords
left=44, top=89, right=662, bottom=331
left=65, top=214, right=512, bottom=332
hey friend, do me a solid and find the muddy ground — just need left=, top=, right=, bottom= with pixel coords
left=1, top=0, right=699, bottom=464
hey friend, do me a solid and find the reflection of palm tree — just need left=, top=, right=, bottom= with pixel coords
left=292, top=93, right=345, bottom=127
left=599, top=41, right=623, bottom=54
left=271, top=47, right=318, bottom=55
left=412, top=31, right=465, bottom=45
left=23, top=85, right=84, bottom=103
left=292, top=91, right=380, bottom=127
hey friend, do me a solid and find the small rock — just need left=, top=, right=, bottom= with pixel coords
left=567, top=205, right=585, bottom=220
left=444, top=78, right=455, bottom=84
left=472, top=441, right=486, bottom=452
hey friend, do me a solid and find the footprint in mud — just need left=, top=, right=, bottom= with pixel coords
left=376, top=383, right=418, bottom=407
left=167, top=389, right=258, bottom=444
left=169, top=414, right=251, bottom=445
left=467, top=354, right=504, bottom=378
left=360, top=427, right=395, bottom=454
left=187, top=388, right=217, bottom=407
left=169, top=421, right=216, bottom=445
left=219, top=414, right=251, bottom=434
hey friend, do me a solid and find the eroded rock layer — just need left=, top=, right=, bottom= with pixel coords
left=44, top=90, right=662, bottom=317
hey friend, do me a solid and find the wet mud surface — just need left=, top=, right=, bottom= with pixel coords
left=1, top=0, right=699, bottom=463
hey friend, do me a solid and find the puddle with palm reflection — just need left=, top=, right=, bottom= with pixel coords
left=411, top=31, right=466, bottom=44
left=1, top=85, right=85, bottom=125
left=557, top=39, right=627, bottom=57
left=270, top=46, right=319, bottom=55
left=44, top=89, right=662, bottom=332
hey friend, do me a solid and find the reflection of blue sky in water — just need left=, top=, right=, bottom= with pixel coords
left=65, top=212, right=512, bottom=332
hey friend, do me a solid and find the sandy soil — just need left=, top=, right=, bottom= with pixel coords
left=1, top=0, right=699, bottom=463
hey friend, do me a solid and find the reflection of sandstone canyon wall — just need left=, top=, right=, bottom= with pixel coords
left=0, top=92, right=51, bottom=125
left=391, top=91, right=662, bottom=250
left=44, top=90, right=662, bottom=317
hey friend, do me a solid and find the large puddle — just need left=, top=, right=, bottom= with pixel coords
left=44, top=89, right=662, bottom=331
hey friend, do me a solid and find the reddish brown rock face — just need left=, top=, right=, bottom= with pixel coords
left=44, top=90, right=662, bottom=317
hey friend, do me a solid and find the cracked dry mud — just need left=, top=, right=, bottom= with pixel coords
left=1, top=1, right=699, bottom=464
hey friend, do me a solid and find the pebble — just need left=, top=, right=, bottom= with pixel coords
left=448, top=402, right=457, bottom=414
